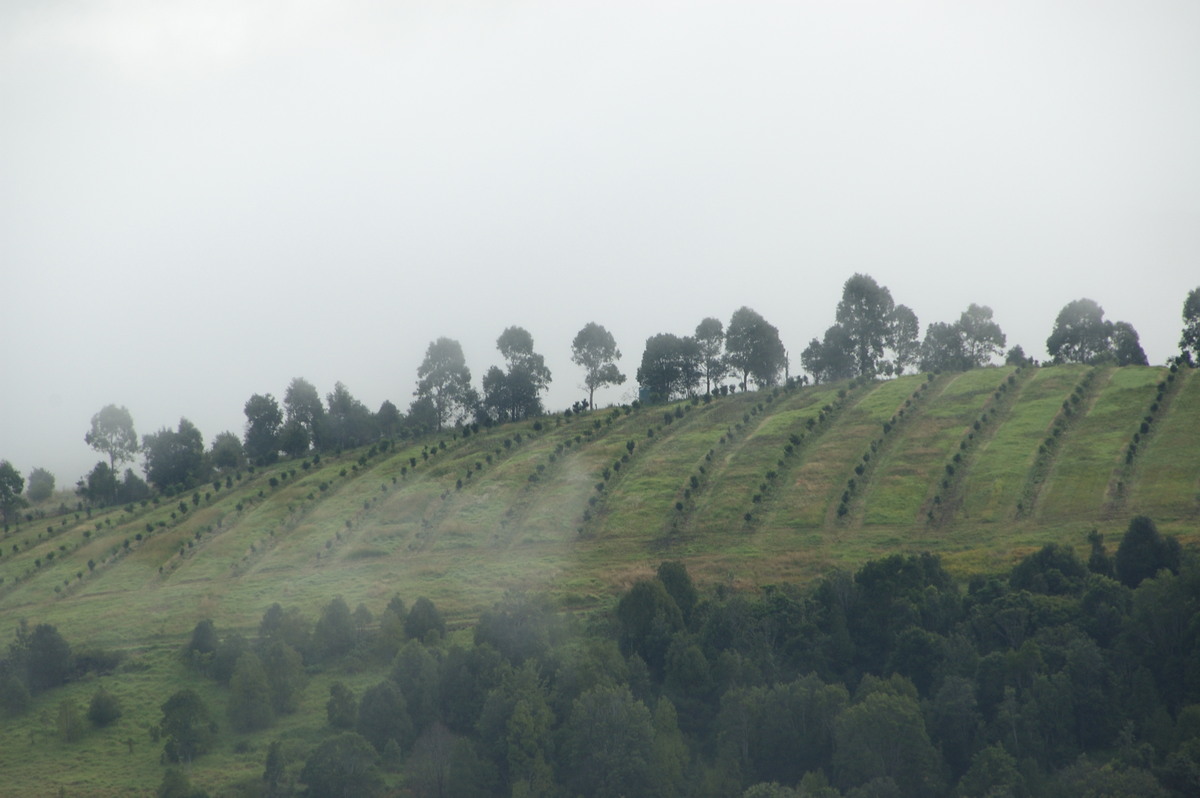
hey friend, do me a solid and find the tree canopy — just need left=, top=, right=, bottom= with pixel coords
left=725, top=306, right=786, bottom=390
left=1181, top=286, right=1200, bottom=362
left=571, top=322, right=626, bottom=409
left=481, top=326, right=552, bottom=423
left=415, top=337, right=475, bottom=430
left=0, top=460, right=25, bottom=526
left=142, top=418, right=206, bottom=491
left=243, top=393, right=283, bottom=465
left=85, top=405, right=138, bottom=494
left=637, top=332, right=702, bottom=402
left=1045, top=298, right=1113, bottom=364
left=802, top=275, right=917, bottom=381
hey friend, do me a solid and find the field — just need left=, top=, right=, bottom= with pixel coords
left=0, top=364, right=1198, bottom=794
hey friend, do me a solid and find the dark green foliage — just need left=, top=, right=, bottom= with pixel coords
left=405, top=596, right=445, bottom=642
left=725, top=306, right=786, bottom=389
left=228, top=651, right=273, bottom=732
left=439, top=643, right=505, bottom=734
left=391, top=639, right=440, bottom=734
left=356, top=680, right=413, bottom=753
left=1009, top=543, right=1089, bottom=595
left=617, top=578, right=685, bottom=677
left=262, top=740, right=286, bottom=798
left=159, top=688, right=216, bottom=764
left=312, top=596, right=356, bottom=662
left=833, top=683, right=943, bottom=795
left=1181, top=285, right=1200, bottom=361
left=1115, top=515, right=1180, bottom=588
left=321, top=381, right=378, bottom=450
left=1046, top=299, right=1108, bottom=362
left=13, top=622, right=72, bottom=692
left=326, top=681, right=357, bottom=729
left=25, top=467, right=55, bottom=504
left=562, top=685, right=655, bottom=798
left=210, top=632, right=248, bottom=685
left=242, top=393, right=283, bottom=465
left=85, top=404, right=139, bottom=490
left=143, top=417, right=207, bottom=491
left=0, top=672, right=31, bottom=717
left=261, top=641, right=305, bottom=715
left=300, top=732, right=384, bottom=798
left=637, top=332, right=703, bottom=402
left=476, top=661, right=555, bottom=792
left=415, top=337, right=476, bottom=430
left=87, top=687, right=122, bottom=727
left=184, top=619, right=218, bottom=671
left=0, top=461, right=25, bottom=526
left=208, top=431, right=244, bottom=471
left=474, top=592, right=554, bottom=665
left=480, top=326, right=552, bottom=422
left=656, top=560, right=698, bottom=626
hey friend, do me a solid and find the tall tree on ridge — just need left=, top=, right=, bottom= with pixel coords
left=415, top=337, right=475, bottom=430
left=571, top=322, right=626, bottom=410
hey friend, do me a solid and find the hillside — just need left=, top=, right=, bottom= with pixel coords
left=2, top=364, right=1196, bottom=648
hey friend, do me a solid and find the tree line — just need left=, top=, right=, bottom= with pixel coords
left=4, top=280, right=1197, bottom=513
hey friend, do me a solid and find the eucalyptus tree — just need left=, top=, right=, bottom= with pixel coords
left=695, top=316, right=729, bottom=394
left=1181, top=286, right=1200, bottom=362
left=85, top=404, right=138, bottom=501
left=571, top=322, right=626, bottom=409
left=1046, top=298, right=1114, bottom=364
left=243, top=393, right=283, bottom=465
left=725, top=306, right=786, bottom=390
left=636, top=333, right=702, bottom=402
left=482, top=326, right=552, bottom=422
left=415, top=337, right=476, bottom=430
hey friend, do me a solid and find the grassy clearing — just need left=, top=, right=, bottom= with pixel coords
left=1128, top=367, right=1200, bottom=525
left=687, top=386, right=843, bottom=538
left=769, top=376, right=924, bottom=530
left=960, top=366, right=1087, bottom=523
left=862, top=367, right=1014, bottom=526
left=1035, top=367, right=1164, bottom=525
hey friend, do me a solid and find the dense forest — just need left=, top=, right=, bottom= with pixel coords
left=1, top=514, right=1196, bottom=797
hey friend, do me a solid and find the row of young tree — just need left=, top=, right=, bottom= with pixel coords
left=12, top=280, right=1197, bottom=510
left=7, top=515, right=1194, bottom=797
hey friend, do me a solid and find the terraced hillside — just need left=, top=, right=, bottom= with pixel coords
left=1, top=365, right=1197, bottom=647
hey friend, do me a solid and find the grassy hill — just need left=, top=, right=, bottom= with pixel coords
left=0, top=363, right=1198, bottom=794
left=2, top=364, right=1197, bottom=648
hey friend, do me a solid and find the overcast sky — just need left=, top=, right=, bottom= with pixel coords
left=3, top=1, right=1198, bottom=487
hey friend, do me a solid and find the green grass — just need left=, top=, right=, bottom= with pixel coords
left=1128, top=367, right=1200, bottom=525
left=957, top=366, right=1085, bottom=523
left=2, top=365, right=1200, bottom=793
left=862, top=367, right=1015, bottom=526
left=1035, top=366, right=1165, bottom=525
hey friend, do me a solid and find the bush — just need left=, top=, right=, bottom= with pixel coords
left=88, top=688, right=122, bottom=727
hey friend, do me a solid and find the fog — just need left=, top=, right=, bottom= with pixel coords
left=2, top=1, right=1198, bottom=487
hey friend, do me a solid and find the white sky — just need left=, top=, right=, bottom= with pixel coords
left=3, top=0, right=1198, bottom=486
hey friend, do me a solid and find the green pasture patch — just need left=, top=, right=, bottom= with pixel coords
left=1128, top=367, right=1200, bottom=523
left=958, top=366, right=1084, bottom=523
left=1036, top=366, right=1164, bottom=524
left=863, top=368, right=1012, bottom=525
left=766, top=376, right=922, bottom=530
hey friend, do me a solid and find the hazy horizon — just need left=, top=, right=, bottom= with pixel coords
left=3, top=1, right=1198, bottom=487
